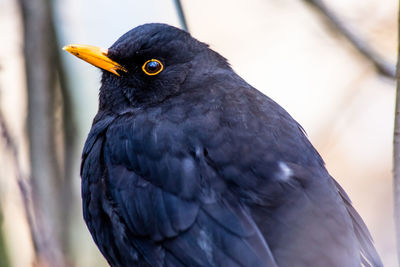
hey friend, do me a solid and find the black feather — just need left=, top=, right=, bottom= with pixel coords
left=80, top=23, right=383, bottom=266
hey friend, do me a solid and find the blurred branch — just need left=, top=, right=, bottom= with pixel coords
left=173, top=0, right=189, bottom=32
left=0, top=109, right=41, bottom=266
left=303, top=0, right=395, bottom=79
left=393, top=2, right=400, bottom=264
left=17, top=0, right=73, bottom=265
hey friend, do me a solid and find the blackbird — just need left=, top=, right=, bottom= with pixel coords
left=64, top=23, right=383, bottom=267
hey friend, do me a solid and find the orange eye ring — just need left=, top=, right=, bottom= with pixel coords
left=142, top=59, right=164, bottom=76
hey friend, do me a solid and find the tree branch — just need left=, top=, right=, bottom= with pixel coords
left=0, top=109, right=53, bottom=267
left=173, top=0, right=189, bottom=32
left=16, top=0, right=69, bottom=265
left=0, top=118, right=11, bottom=267
left=393, top=1, right=400, bottom=264
left=304, top=0, right=395, bottom=79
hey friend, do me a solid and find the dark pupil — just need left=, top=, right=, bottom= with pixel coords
left=146, top=61, right=160, bottom=72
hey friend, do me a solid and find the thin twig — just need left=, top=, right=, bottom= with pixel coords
left=304, top=0, right=395, bottom=79
left=173, top=0, right=189, bottom=32
left=0, top=111, right=37, bottom=261
left=0, top=108, right=67, bottom=267
left=393, top=2, right=400, bottom=264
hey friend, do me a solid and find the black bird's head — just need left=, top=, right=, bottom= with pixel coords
left=64, top=23, right=230, bottom=111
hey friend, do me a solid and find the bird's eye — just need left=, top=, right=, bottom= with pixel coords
left=142, top=59, right=163, bottom=76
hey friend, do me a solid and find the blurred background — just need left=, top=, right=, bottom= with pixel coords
left=0, top=0, right=397, bottom=266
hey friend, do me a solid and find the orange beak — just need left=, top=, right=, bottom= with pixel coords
left=63, top=44, right=127, bottom=76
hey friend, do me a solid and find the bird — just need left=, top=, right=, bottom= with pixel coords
left=63, top=23, right=383, bottom=267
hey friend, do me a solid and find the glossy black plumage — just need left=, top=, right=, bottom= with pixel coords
left=80, top=23, right=383, bottom=267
